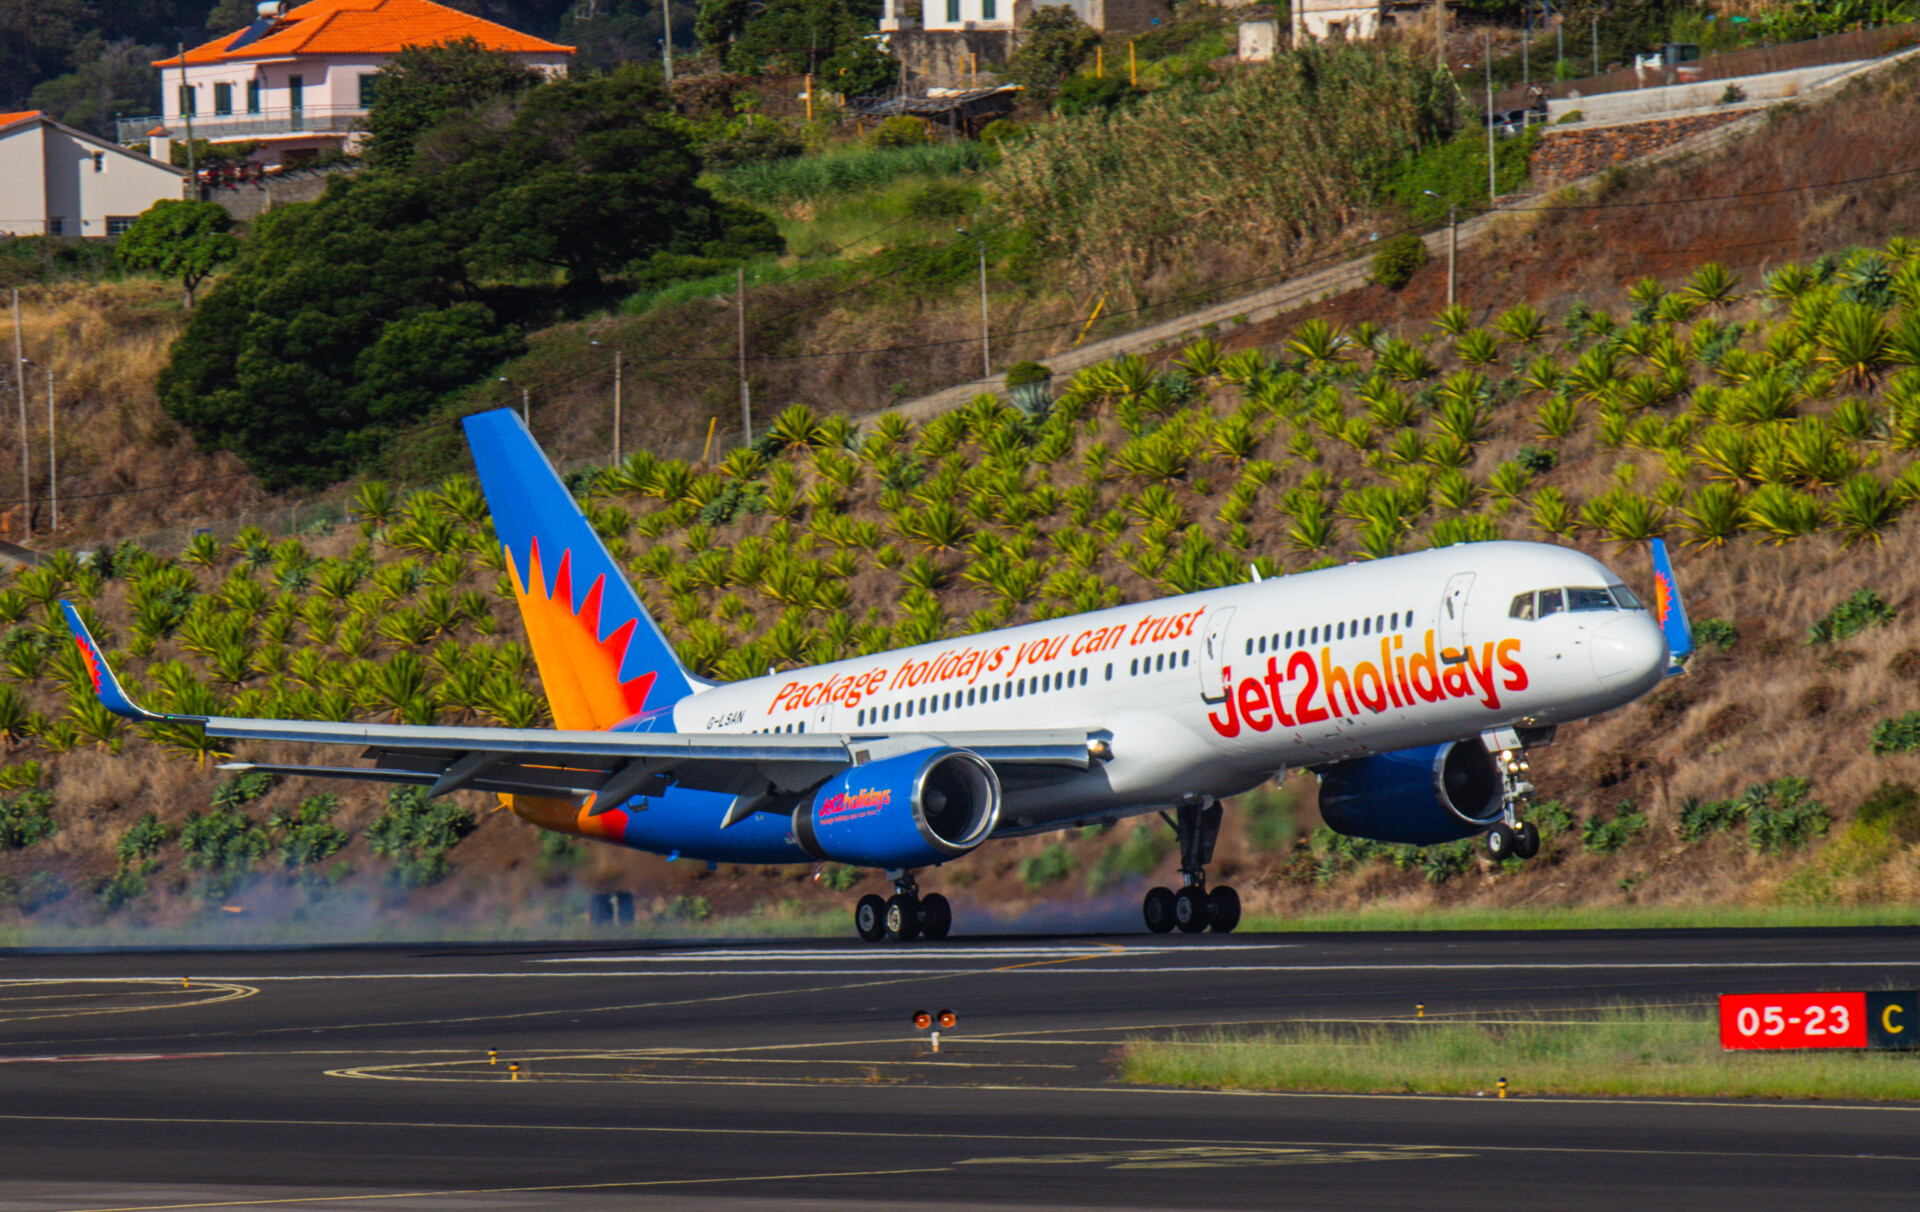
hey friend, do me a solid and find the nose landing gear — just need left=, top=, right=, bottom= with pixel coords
left=1483, top=739, right=1541, bottom=861
left=1141, top=800, right=1240, bottom=934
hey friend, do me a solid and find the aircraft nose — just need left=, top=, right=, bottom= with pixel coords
left=1591, top=615, right=1669, bottom=686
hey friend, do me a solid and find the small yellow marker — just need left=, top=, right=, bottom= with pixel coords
left=488, top=1050, right=497, bottom=1067
left=1416, top=1004, right=1424, bottom=1018
left=510, top=1062, right=520, bottom=1082
left=183, top=977, right=190, bottom=990
left=1497, top=1077, right=1507, bottom=1099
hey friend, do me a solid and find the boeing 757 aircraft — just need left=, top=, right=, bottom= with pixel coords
left=63, top=409, right=1692, bottom=941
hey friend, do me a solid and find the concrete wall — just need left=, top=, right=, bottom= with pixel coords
left=205, top=164, right=345, bottom=223
left=1548, top=58, right=1865, bottom=126
left=1239, top=20, right=1278, bottom=61
left=1294, top=0, right=1380, bottom=42
left=892, top=27, right=1023, bottom=79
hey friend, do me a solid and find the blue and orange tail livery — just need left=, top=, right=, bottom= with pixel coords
left=463, top=409, right=696, bottom=731
left=1649, top=538, right=1693, bottom=669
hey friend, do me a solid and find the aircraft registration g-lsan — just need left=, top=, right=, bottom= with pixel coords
left=62, top=409, right=1694, bottom=941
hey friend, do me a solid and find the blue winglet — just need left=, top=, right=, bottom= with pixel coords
left=58, top=599, right=165, bottom=722
left=1649, top=539, right=1693, bottom=671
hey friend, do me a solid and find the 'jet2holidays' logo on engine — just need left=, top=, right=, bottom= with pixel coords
left=1206, top=630, right=1530, bottom=739
left=819, top=787, right=891, bottom=822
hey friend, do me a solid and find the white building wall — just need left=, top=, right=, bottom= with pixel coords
left=0, top=121, right=186, bottom=237
left=1294, top=0, right=1381, bottom=41
left=0, top=124, right=49, bottom=237
left=921, top=0, right=1017, bottom=33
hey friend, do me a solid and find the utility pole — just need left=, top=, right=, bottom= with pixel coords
left=1485, top=30, right=1496, bottom=205
left=1423, top=192, right=1457, bottom=307
left=662, top=0, right=675, bottom=82
left=177, top=41, right=196, bottom=197
left=10, top=290, right=27, bottom=537
left=977, top=238, right=991, bottom=378
left=521, top=387, right=529, bottom=423
left=1524, top=2, right=1531, bottom=94
left=1592, top=16, right=1599, bottom=75
left=737, top=267, right=752, bottom=448
left=43, top=365, right=53, bottom=534
left=612, top=349, right=622, bottom=467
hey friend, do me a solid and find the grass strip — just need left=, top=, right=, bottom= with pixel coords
left=1122, top=1005, right=1920, bottom=1101
left=1237, top=903, right=1920, bottom=932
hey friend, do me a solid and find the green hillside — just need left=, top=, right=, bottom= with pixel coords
left=10, top=239, right=1920, bottom=934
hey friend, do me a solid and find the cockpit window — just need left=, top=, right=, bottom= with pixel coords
left=1567, top=586, right=1615, bottom=612
left=1609, top=583, right=1645, bottom=610
left=1538, top=587, right=1565, bottom=617
left=1509, top=593, right=1535, bottom=620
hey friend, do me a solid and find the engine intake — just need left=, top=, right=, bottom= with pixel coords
left=1317, top=739, right=1504, bottom=846
left=794, top=747, right=1001, bottom=870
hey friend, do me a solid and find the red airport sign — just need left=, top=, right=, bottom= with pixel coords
left=1720, top=992, right=1920, bottom=1051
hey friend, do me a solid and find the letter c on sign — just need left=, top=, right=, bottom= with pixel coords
left=1886, top=1004, right=1905, bottom=1034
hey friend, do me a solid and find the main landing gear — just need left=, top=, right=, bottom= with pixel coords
left=1483, top=741, right=1541, bottom=862
left=854, top=872, right=951, bottom=943
left=1143, top=800, right=1240, bottom=935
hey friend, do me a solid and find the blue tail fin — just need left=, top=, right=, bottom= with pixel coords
left=1649, top=538, right=1692, bottom=670
left=463, top=409, right=696, bottom=731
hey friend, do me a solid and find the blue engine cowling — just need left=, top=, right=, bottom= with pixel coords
left=792, top=747, right=1001, bottom=870
left=1317, top=740, right=1504, bottom=846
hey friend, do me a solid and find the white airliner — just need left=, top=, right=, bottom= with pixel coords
left=64, top=409, right=1691, bottom=941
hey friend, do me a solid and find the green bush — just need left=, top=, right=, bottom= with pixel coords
left=1808, top=588, right=1896, bottom=644
left=1530, top=799, right=1574, bottom=838
left=1511, top=444, right=1557, bottom=474
left=1056, top=75, right=1143, bottom=116
left=1580, top=802, right=1647, bottom=854
left=1019, top=842, right=1075, bottom=887
left=1678, top=796, right=1743, bottom=842
left=115, top=811, right=171, bottom=869
left=1243, top=786, right=1296, bottom=851
left=870, top=115, right=929, bottom=149
left=1088, top=823, right=1170, bottom=891
left=1418, top=839, right=1476, bottom=884
left=97, top=868, right=148, bottom=911
left=1870, top=711, right=1920, bottom=755
left=1693, top=618, right=1739, bottom=651
left=1858, top=780, right=1920, bottom=842
left=821, top=863, right=861, bottom=892
left=0, top=789, right=57, bottom=850
left=1742, top=778, right=1830, bottom=855
left=1004, top=360, right=1054, bottom=388
left=1371, top=232, right=1429, bottom=290
left=669, top=894, right=712, bottom=921
left=269, top=794, right=350, bottom=869
left=366, top=785, right=476, bottom=886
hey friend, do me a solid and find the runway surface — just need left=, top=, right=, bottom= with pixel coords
left=4, top=927, right=1920, bottom=1210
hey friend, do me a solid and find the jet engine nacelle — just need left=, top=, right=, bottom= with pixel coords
left=793, top=747, right=1001, bottom=870
left=1317, top=740, right=1504, bottom=846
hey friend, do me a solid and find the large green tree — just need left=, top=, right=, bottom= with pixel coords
left=999, top=5, right=1099, bottom=96
left=115, top=198, right=238, bottom=309
left=359, top=37, right=544, bottom=170
left=158, top=175, right=523, bottom=488
left=712, top=0, right=882, bottom=76
left=411, top=66, right=782, bottom=284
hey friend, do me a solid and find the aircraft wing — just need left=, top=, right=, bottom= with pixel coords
left=60, top=602, right=1099, bottom=807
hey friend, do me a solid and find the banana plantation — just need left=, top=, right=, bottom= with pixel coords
left=6, top=238, right=1920, bottom=916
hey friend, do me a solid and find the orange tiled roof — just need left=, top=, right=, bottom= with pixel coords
left=0, top=111, right=42, bottom=129
left=154, top=0, right=572, bottom=67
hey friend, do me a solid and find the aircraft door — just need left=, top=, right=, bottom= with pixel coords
left=813, top=693, right=836, bottom=734
left=1197, top=607, right=1235, bottom=704
left=1439, top=572, right=1474, bottom=661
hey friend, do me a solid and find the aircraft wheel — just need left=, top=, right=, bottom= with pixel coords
left=1485, top=823, right=1517, bottom=861
left=885, top=893, right=921, bottom=942
left=855, top=894, right=887, bottom=942
left=1173, top=886, right=1211, bottom=933
left=1208, top=885, right=1241, bottom=934
left=919, top=892, right=952, bottom=941
left=1514, top=822, right=1541, bottom=860
left=1143, top=886, right=1176, bottom=933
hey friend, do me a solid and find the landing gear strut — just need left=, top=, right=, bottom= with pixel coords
left=853, top=872, right=952, bottom=943
left=1484, top=741, right=1541, bottom=861
left=1143, top=800, right=1240, bottom=934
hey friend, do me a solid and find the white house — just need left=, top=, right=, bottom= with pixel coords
left=886, top=0, right=1169, bottom=35
left=0, top=111, right=188, bottom=238
left=123, top=0, right=572, bottom=168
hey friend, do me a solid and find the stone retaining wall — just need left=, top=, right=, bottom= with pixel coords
left=1530, top=113, right=1746, bottom=188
